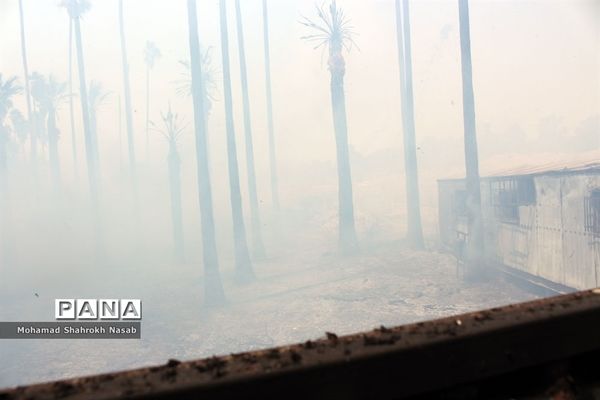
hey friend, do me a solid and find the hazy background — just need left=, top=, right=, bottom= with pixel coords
left=0, top=0, right=598, bottom=388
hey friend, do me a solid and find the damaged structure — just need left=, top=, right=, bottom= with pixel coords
left=439, top=157, right=600, bottom=291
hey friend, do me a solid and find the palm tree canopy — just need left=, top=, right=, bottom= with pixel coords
left=60, top=0, right=91, bottom=19
left=0, top=74, right=22, bottom=121
left=300, top=1, right=357, bottom=72
left=9, top=109, right=29, bottom=142
left=174, top=48, right=218, bottom=115
left=88, top=81, right=110, bottom=112
left=144, top=41, right=162, bottom=69
left=30, top=73, right=68, bottom=112
left=151, top=104, right=186, bottom=147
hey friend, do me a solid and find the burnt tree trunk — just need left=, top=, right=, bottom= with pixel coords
left=458, top=0, right=484, bottom=276
left=395, top=0, right=424, bottom=249
left=219, top=0, right=254, bottom=282
left=168, top=145, right=184, bottom=262
left=329, top=55, right=358, bottom=254
left=234, top=0, right=266, bottom=259
left=47, top=107, right=61, bottom=187
left=262, top=0, right=280, bottom=212
left=187, top=0, right=226, bottom=306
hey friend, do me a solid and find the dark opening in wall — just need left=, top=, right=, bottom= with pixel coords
left=491, top=176, right=536, bottom=224
left=585, top=190, right=600, bottom=237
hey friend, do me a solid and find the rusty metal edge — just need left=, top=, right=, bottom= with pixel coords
left=2, top=289, right=600, bottom=400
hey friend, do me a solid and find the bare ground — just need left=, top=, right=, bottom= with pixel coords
left=0, top=239, right=538, bottom=389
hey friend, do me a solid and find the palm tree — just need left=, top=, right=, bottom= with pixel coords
left=0, top=75, right=22, bottom=174
left=174, top=55, right=218, bottom=105
left=62, top=0, right=105, bottom=257
left=61, top=0, right=99, bottom=205
left=0, top=75, right=21, bottom=266
left=152, top=105, right=185, bottom=262
left=262, top=0, right=280, bottom=212
left=143, top=41, right=161, bottom=160
left=30, top=74, right=68, bottom=186
left=18, top=0, right=34, bottom=168
left=301, top=1, right=359, bottom=254
left=29, top=72, right=49, bottom=164
left=394, top=0, right=424, bottom=249
left=118, top=0, right=141, bottom=236
left=219, top=0, right=254, bottom=282
left=118, top=0, right=137, bottom=181
left=174, top=53, right=217, bottom=171
left=9, top=109, right=28, bottom=157
left=234, top=0, right=266, bottom=259
left=187, top=0, right=226, bottom=306
left=88, top=80, right=110, bottom=169
left=67, top=14, right=78, bottom=177
left=118, top=95, right=124, bottom=172
left=458, top=0, right=484, bottom=276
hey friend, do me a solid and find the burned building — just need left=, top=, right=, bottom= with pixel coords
left=438, top=157, right=600, bottom=291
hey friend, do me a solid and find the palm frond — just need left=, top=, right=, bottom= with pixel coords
left=0, top=74, right=22, bottom=120
left=60, top=0, right=91, bottom=19
left=172, top=47, right=219, bottom=116
left=30, top=73, right=68, bottom=111
left=9, top=109, right=29, bottom=142
left=151, top=104, right=187, bottom=146
left=300, top=1, right=358, bottom=54
left=88, top=81, right=111, bottom=112
left=144, top=40, right=162, bottom=69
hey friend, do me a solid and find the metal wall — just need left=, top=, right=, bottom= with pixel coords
left=438, top=171, right=600, bottom=290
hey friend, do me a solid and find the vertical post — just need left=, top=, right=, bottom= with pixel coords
left=187, top=0, right=226, bottom=305
left=458, top=0, right=484, bottom=275
left=18, top=0, right=36, bottom=173
left=119, top=0, right=136, bottom=177
left=395, top=0, right=425, bottom=249
left=146, top=62, right=150, bottom=161
left=118, top=0, right=141, bottom=230
left=262, top=0, right=280, bottom=212
left=219, top=0, right=254, bottom=281
left=68, top=17, right=78, bottom=178
left=234, top=0, right=266, bottom=259
left=118, top=95, right=123, bottom=173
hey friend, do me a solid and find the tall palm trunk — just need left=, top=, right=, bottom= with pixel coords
left=68, top=18, right=78, bottom=177
left=262, top=0, right=279, bottom=212
left=219, top=0, right=254, bottom=282
left=329, top=52, right=358, bottom=254
left=395, top=0, right=424, bottom=249
left=47, top=107, right=61, bottom=186
left=118, top=0, right=138, bottom=198
left=187, top=0, right=226, bottom=306
left=458, top=0, right=484, bottom=274
left=73, top=16, right=100, bottom=208
left=145, top=63, right=150, bottom=161
left=118, top=95, right=124, bottom=173
left=18, top=0, right=35, bottom=168
left=168, top=144, right=184, bottom=262
left=89, top=106, right=100, bottom=169
left=31, top=108, right=41, bottom=165
left=0, top=126, right=7, bottom=175
left=201, top=66, right=211, bottom=177
left=234, top=0, right=266, bottom=259
left=0, top=124, right=10, bottom=266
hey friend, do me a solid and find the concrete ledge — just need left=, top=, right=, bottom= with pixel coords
left=3, top=289, right=600, bottom=400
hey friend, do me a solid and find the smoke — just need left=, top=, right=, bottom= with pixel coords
left=0, top=0, right=597, bottom=389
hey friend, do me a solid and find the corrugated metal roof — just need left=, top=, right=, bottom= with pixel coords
left=488, top=157, right=600, bottom=177
left=439, top=150, right=600, bottom=181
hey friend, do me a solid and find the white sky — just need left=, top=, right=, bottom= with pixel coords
left=0, top=0, right=598, bottom=180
